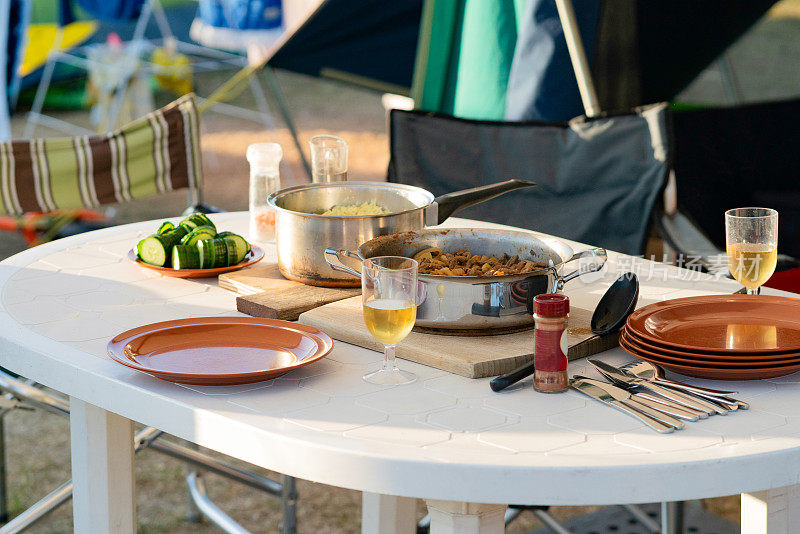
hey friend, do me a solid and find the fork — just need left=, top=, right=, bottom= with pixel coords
left=620, top=361, right=749, bottom=410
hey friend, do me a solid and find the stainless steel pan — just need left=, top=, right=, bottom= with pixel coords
left=325, top=228, right=606, bottom=331
left=267, top=180, right=535, bottom=287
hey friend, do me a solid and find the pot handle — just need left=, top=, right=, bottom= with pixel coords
left=432, top=179, right=537, bottom=225
left=557, top=247, right=607, bottom=290
left=324, top=248, right=362, bottom=278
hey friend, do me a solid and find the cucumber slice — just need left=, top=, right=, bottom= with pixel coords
left=197, top=239, right=229, bottom=268
left=191, top=213, right=216, bottom=232
left=180, top=226, right=216, bottom=246
left=169, top=225, right=190, bottom=240
left=157, top=221, right=175, bottom=234
left=139, top=235, right=176, bottom=266
left=180, top=213, right=214, bottom=232
left=179, top=218, right=198, bottom=231
left=218, top=233, right=249, bottom=263
left=172, top=245, right=201, bottom=269
left=223, top=237, right=238, bottom=266
left=197, top=240, right=215, bottom=269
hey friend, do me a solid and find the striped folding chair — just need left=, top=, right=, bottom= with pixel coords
left=0, top=94, right=299, bottom=533
left=1, top=92, right=205, bottom=216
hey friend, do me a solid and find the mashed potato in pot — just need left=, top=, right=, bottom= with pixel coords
left=322, top=201, right=390, bottom=216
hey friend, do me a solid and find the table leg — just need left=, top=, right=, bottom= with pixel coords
left=742, top=485, right=800, bottom=534
left=70, top=397, right=135, bottom=533
left=424, top=500, right=507, bottom=534
left=361, top=492, right=416, bottom=534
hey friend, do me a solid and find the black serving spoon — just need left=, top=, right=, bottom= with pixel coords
left=490, top=273, right=639, bottom=392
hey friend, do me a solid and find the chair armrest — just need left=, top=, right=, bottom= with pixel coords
left=654, top=207, right=724, bottom=273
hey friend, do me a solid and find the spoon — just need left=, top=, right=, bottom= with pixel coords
left=490, top=273, right=639, bottom=392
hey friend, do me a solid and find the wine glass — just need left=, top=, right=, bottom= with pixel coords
left=361, top=256, right=418, bottom=385
left=725, top=207, right=778, bottom=295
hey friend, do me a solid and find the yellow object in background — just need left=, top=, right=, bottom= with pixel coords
left=21, top=21, right=98, bottom=76
left=151, top=38, right=193, bottom=95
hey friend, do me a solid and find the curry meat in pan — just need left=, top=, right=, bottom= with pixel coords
left=412, top=247, right=548, bottom=277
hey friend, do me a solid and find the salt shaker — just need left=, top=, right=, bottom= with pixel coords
left=532, top=293, right=569, bottom=393
left=247, top=143, right=282, bottom=242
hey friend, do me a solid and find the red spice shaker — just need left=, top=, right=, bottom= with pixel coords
left=533, top=293, right=569, bottom=393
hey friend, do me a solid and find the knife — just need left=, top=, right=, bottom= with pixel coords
left=631, top=392, right=702, bottom=421
left=570, top=377, right=682, bottom=433
left=589, top=359, right=728, bottom=416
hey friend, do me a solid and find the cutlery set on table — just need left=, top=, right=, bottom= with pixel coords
left=571, top=360, right=749, bottom=433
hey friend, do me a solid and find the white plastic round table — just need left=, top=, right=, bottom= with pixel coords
left=1, top=213, right=799, bottom=533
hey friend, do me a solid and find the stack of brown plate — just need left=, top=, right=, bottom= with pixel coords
left=621, top=294, right=800, bottom=380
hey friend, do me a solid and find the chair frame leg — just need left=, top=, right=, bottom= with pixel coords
left=186, top=472, right=249, bottom=534
left=661, top=501, right=684, bottom=534
left=280, top=474, right=297, bottom=534
left=0, top=410, right=7, bottom=524
left=260, top=67, right=313, bottom=179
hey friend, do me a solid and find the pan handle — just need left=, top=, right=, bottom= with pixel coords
left=557, top=247, right=607, bottom=289
left=324, top=248, right=362, bottom=278
left=431, top=179, right=536, bottom=225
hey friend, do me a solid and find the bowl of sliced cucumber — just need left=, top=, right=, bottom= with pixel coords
left=130, top=213, right=264, bottom=278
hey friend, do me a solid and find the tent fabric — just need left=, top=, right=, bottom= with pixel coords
left=412, top=0, right=526, bottom=120
left=72, top=0, right=145, bottom=23
left=0, top=94, right=202, bottom=215
left=198, top=0, right=282, bottom=30
left=388, top=104, right=669, bottom=255
left=672, top=98, right=800, bottom=259
left=6, top=0, right=29, bottom=111
left=504, top=0, right=600, bottom=122
left=267, top=0, right=422, bottom=91
left=505, top=0, right=778, bottom=122
left=266, top=0, right=778, bottom=121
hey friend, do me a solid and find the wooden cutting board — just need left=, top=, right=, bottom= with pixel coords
left=220, top=264, right=360, bottom=321
left=298, top=296, right=618, bottom=378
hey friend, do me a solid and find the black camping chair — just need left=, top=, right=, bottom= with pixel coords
left=389, top=103, right=670, bottom=257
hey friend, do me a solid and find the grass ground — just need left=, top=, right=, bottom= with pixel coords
left=1, top=3, right=799, bottom=532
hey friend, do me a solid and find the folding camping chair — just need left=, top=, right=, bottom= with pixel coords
left=0, top=94, right=298, bottom=534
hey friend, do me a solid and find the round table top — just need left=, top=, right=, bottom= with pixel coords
left=1, top=212, right=799, bottom=506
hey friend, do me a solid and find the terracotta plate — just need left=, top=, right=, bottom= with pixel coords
left=619, top=333, right=800, bottom=380
left=627, top=295, right=800, bottom=353
left=127, top=245, right=264, bottom=278
left=623, top=326, right=800, bottom=361
left=107, top=317, right=333, bottom=385
left=620, top=330, right=800, bottom=367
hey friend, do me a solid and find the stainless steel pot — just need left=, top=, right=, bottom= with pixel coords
left=267, top=180, right=535, bottom=286
left=324, top=228, right=607, bottom=331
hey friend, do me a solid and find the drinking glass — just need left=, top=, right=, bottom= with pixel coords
left=725, top=207, right=778, bottom=295
left=309, top=135, right=347, bottom=183
left=362, top=256, right=418, bottom=385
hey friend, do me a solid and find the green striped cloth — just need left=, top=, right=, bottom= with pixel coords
left=0, top=94, right=203, bottom=215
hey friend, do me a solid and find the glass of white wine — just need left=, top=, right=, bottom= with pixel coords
left=726, top=207, right=778, bottom=295
left=362, top=256, right=418, bottom=385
